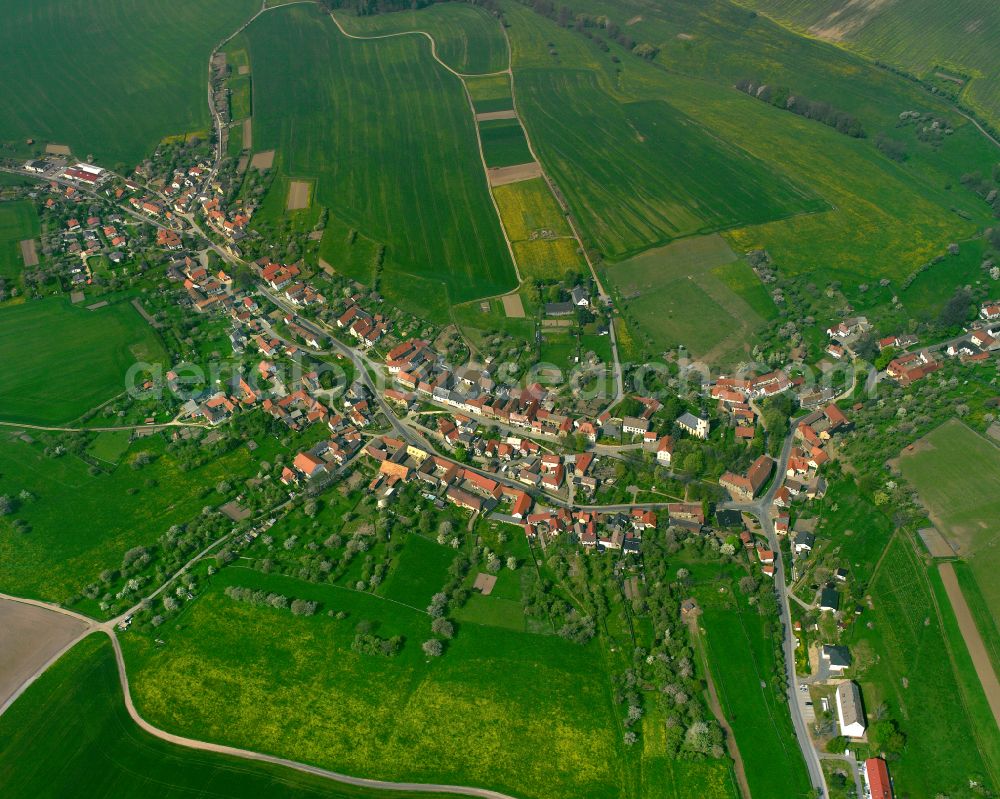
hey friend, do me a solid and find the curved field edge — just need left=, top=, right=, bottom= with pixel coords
left=121, top=567, right=639, bottom=799
left=502, top=0, right=995, bottom=289
left=333, top=4, right=509, bottom=75
left=0, top=634, right=461, bottom=799
left=247, top=4, right=516, bottom=310
left=0, top=298, right=168, bottom=426
left=731, top=0, right=1000, bottom=130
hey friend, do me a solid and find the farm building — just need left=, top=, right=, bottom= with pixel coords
left=835, top=680, right=866, bottom=738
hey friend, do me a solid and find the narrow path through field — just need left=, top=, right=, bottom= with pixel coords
left=938, top=562, right=1000, bottom=727
left=328, top=12, right=523, bottom=287
left=0, top=419, right=206, bottom=433
left=686, top=614, right=752, bottom=799
left=0, top=596, right=95, bottom=715
left=327, top=10, right=624, bottom=411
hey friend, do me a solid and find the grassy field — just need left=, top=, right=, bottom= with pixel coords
left=86, top=430, right=133, bottom=465
left=0, top=430, right=261, bottom=604
left=377, top=533, right=455, bottom=609
left=0, top=0, right=258, bottom=168
left=700, top=599, right=813, bottom=798
left=739, top=0, right=1000, bottom=128
left=466, top=73, right=514, bottom=112
left=223, top=38, right=252, bottom=121
left=513, top=238, right=586, bottom=279
left=0, top=635, right=459, bottom=799
left=900, top=239, right=989, bottom=322
left=334, top=4, right=508, bottom=75
left=248, top=4, right=515, bottom=312
left=0, top=200, right=40, bottom=281
left=898, top=419, right=1000, bottom=557
left=511, top=60, right=825, bottom=260
left=604, top=234, right=771, bottom=362
left=898, top=419, right=1000, bottom=680
left=849, top=534, right=1000, bottom=796
left=492, top=178, right=570, bottom=240
left=504, top=0, right=998, bottom=296
left=123, top=566, right=633, bottom=799
left=491, top=176, right=584, bottom=278
left=0, top=298, right=167, bottom=425
left=810, top=478, right=896, bottom=589
left=479, top=117, right=534, bottom=167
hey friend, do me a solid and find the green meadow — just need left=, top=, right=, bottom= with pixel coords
left=898, top=419, right=1000, bottom=675
left=511, top=59, right=825, bottom=260
left=0, top=635, right=456, bottom=799
left=466, top=73, right=514, bottom=112
left=247, top=4, right=516, bottom=312
left=0, top=298, right=167, bottom=425
left=479, top=117, right=535, bottom=167
left=605, top=235, right=772, bottom=362
left=334, top=3, right=508, bottom=75
left=123, top=566, right=634, bottom=799
left=0, top=0, right=258, bottom=168
left=700, top=600, right=813, bottom=798
left=741, top=0, right=1000, bottom=128
left=848, top=534, right=1000, bottom=795
left=0, top=430, right=259, bottom=604
left=504, top=0, right=997, bottom=294
left=0, top=200, right=40, bottom=281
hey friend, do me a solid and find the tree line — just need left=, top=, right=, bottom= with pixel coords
left=735, top=79, right=865, bottom=138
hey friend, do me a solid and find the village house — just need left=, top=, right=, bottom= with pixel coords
left=980, top=302, right=1000, bottom=322
left=886, top=350, right=940, bottom=385
left=656, top=435, right=674, bottom=465
left=719, top=454, right=773, bottom=501
left=622, top=416, right=650, bottom=435
left=862, top=758, right=894, bottom=799
left=821, top=645, right=851, bottom=675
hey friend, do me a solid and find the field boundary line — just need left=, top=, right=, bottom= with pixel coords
left=688, top=615, right=752, bottom=799
left=328, top=11, right=524, bottom=289
left=726, top=0, right=1000, bottom=153
left=105, top=631, right=520, bottom=798
left=937, top=562, right=1000, bottom=727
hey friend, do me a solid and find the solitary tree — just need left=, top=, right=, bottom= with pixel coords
left=422, top=639, right=443, bottom=657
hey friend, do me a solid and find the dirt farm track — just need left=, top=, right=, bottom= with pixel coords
left=938, top=563, right=1000, bottom=728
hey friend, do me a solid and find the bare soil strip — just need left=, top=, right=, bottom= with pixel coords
left=250, top=149, right=275, bottom=170
left=239, top=64, right=250, bottom=75
left=19, top=238, right=38, bottom=267
left=939, top=562, right=1000, bottom=728
left=0, top=598, right=90, bottom=711
left=501, top=292, right=525, bottom=317
left=243, top=117, right=253, bottom=151
left=475, top=110, right=517, bottom=122
left=487, top=162, right=542, bottom=186
left=919, top=527, right=955, bottom=558
left=286, top=179, right=311, bottom=210
left=45, top=143, right=71, bottom=155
